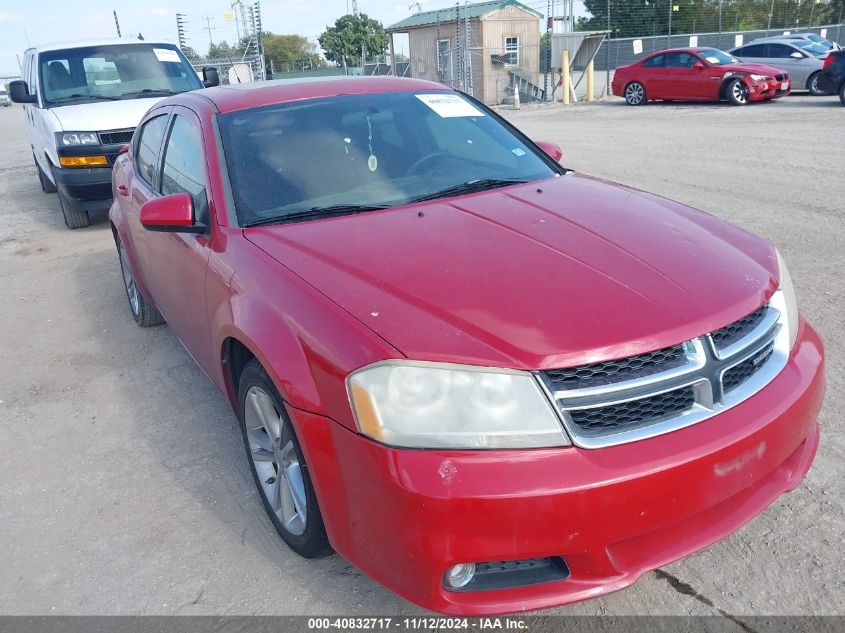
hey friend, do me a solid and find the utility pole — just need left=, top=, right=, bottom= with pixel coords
left=352, top=0, right=359, bottom=15
left=767, top=0, right=775, bottom=32
left=114, top=10, right=122, bottom=38
left=667, top=0, right=672, bottom=47
left=202, top=16, right=215, bottom=49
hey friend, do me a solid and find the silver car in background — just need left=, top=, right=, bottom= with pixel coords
left=0, top=87, right=11, bottom=107
left=729, top=38, right=829, bottom=95
left=757, top=33, right=841, bottom=51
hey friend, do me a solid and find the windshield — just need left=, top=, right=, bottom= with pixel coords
left=39, top=44, right=202, bottom=106
left=699, top=49, right=738, bottom=65
left=798, top=42, right=828, bottom=56
left=218, top=91, right=560, bottom=226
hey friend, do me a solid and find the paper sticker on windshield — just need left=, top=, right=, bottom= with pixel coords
left=154, top=48, right=181, bottom=63
left=416, top=94, right=484, bottom=118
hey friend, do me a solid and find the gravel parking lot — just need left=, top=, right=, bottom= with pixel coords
left=0, top=95, right=842, bottom=618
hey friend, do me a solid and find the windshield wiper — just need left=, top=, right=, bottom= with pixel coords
left=52, top=93, right=122, bottom=102
left=121, top=89, right=179, bottom=98
left=407, top=178, right=529, bottom=203
left=242, top=204, right=392, bottom=228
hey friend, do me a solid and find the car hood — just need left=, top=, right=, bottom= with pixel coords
left=49, top=97, right=164, bottom=132
left=245, top=173, right=778, bottom=370
left=727, top=62, right=792, bottom=75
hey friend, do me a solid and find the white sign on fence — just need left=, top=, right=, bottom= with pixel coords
left=734, top=34, right=743, bottom=47
left=821, top=28, right=828, bottom=38
left=633, top=39, right=643, bottom=54
left=689, top=36, right=698, bottom=47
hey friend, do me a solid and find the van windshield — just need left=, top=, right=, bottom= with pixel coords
left=39, top=44, right=202, bottom=106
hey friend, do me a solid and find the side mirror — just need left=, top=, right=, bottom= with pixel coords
left=790, top=52, right=804, bottom=59
left=693, top=62, right=705, bottom=70
left=202, top=66, right=220, bottom=87
left=118, top=144, right=130, bottom=155
left=535, top=140, right=563, bottom=162
left=9, top=80, right=37, bottom=104
left=140, top=193, right=205, bottom=233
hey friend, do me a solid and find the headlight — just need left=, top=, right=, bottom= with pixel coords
left=347, top=361, right=570, bottom=449
left=749, top=74, right=770, bottom=82
left=60, top=132, right=99, bottom=146
left=774, top=248, right=799, bottom=349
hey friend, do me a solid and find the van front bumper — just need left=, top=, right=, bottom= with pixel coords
left=293, top=319, right=824, bottom=615
left=52, top=165, right=114, bottom=211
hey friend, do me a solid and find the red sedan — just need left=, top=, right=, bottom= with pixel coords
left=612, top=47, right=791, bottom=105
left=109, top=77, right=824, bottom=614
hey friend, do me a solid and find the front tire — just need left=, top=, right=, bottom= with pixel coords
left=624, top=81, right=647, bottom=105
left=57, top=189, right=90, bottom=229
left=726, top=78, right=749, bottom=106
left=839, top=82, right=845, bottom=106
left=238, top=359, right=332, bottom=559
left=807, top=71, right=826, bottom=96
left=117, top=239, right=164, bottom=327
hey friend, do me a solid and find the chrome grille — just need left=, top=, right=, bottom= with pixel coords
left=710, top=304, right=768, bottom=350
left=569, top=387, right=696, bottom=433
left=723, top=342, right=774, bottom=393
left=99, top=129, right=135, bottom=145
left=545, top=345, right=686, bottom=390
left=537, top=298, right=789, bottom=449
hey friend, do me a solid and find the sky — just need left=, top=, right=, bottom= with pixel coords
left=0, top=0, right=587, bottom=76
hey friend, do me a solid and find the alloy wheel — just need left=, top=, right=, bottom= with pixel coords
left=118, top=242, right=140, bottom=316
left=732, top=81, right=748, bottom=104
left=244, top=386, right=307, bottom=536
left=625, top=82, right=644, bottom=105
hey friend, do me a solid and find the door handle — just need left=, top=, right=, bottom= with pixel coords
left=118, top=185, right=129, bottom=197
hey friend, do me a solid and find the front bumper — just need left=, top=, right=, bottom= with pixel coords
left=52, top=165, right=114, bottom=211
left=293, top=320, right=824, bottom=615
left=747, top=76, right=791, bottom=101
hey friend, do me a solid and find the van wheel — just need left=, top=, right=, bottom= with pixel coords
left=57, top=190, right=90, bottom=229
left=35, top=155, right=56, bottom=193
left=839, top=82, right=845, bottom=106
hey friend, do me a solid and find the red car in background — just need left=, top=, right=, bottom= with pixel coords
left=612, top=47, right=791, bottom=105
left=109, top=77, right=824, bottom=614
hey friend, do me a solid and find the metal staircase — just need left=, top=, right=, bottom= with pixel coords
left=508, top=70, right=547, bottom=102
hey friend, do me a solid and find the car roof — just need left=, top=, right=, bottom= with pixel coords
left=28, top=38, right=177, bottom=54
left=193, top=76, right=454, bottom=114
left=743, top=38, right=803, bottom=46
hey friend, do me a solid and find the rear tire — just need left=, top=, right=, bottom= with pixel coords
left=624, top=81, right=647, bottom=105
left=726, top=78, right=749, bottom=106
left=35, top=155, right=57, bottom=193
left=807, top=71, right=825, bottom=96
left=57, top=189, right=90, bottom=229
left=238, top=358, right=332, bottom=559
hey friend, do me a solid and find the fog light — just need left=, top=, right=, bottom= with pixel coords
left=445, top=563, right=476, bottom=588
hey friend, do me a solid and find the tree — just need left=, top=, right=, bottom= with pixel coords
left=208, top=40, right=241, bottom=59
left=318, top=13, right=388, bottom=65
left=262, top=33, right=326, bottom=72
left=181, top=45, right=201, bottom=62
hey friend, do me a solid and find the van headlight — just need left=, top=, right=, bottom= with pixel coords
left=58, top=132, right=99, bottom=146
left=774, top=249, right=799, bottom=349
left=347, top=362, right=570, bottom=449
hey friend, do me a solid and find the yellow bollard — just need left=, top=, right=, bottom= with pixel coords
left=586, top=60, right=594, bottom=102
left=562, top=50, right=570, bottom=105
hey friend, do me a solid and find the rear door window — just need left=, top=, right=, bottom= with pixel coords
left=135, top=114, right=169, bottom=187
left=735, top=44, right=767, bottom=57
left=642, top=54, right=666, bottom=68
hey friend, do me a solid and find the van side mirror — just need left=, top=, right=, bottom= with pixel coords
left=9, top=80, right=37, bottom=104
left=790, top=52, right=804, bottom=59
left=140, top=193, right=206, bottom=234
left=535, top=140, right=563, bottom=162
left=202, top=66, right=220, bottom=87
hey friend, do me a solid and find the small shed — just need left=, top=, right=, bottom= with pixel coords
left=387, top=1, right=544, bottom=105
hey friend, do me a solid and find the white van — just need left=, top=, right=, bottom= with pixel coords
left=9, top=39, right=218, bottom=228
left=0, top=87, right=11, bottom=107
